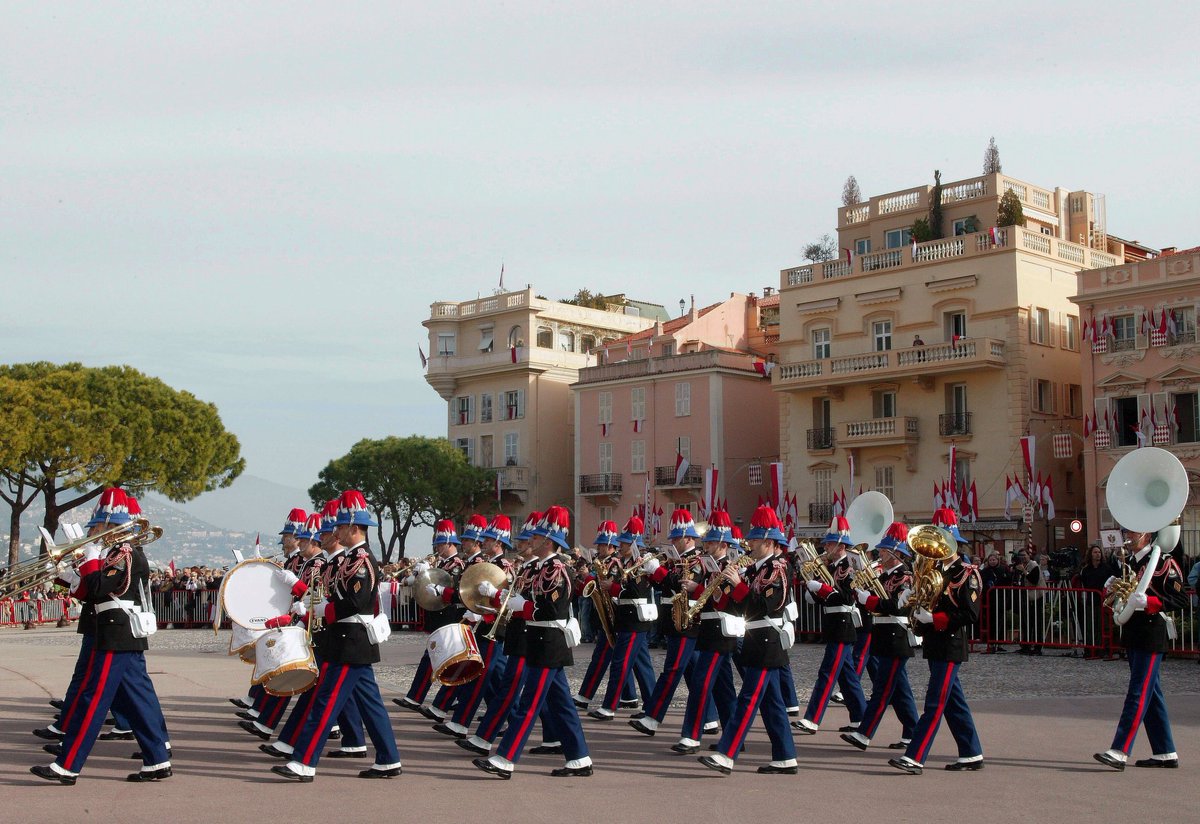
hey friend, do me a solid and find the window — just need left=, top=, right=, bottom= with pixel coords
left=954, top=457, right=971, bottom=491
left=872, top=319, right=892, bottom=352
left=598, top=442, right=613, bottom=474
left=508, top=326, right=523, bottom=348
left=945, top=311, right=967, bottom=341
left=1064, top=315, right=1079, bottom=351
left=504, top=390, right=525, bottom=420
left=1111, top=314, right=1136, bottom=351
left=661, top=341, right=675, bottom=357
left=855, top=238, right=871, bottom=255
left=503, top=433, right=519, bottom=464
left=952, top=216, right=978, bottom=236
left=677, top=436, right=691, bottom=462
left=814, top=468, right=833, bottom=504
left=631, top=440, right=646, bottom=473
left=598, top=391, right=612, bottom=425
left=1066, top=384, right=1083, bottom=417
left=1174, top=392, right=1199, bottom=443
left=631, top=387, right=646, bottom=421
left=1030, top=307, right=1050, bottom=345
left=580, top=334, right=597, bottom=353
left=455, top=437, right=474, bottom=464
left=558, top=330, right=575, bottom=352
left=1114, top=397, right=1138, bottom=447
left=536, top=326, right=553, bottom=348
left=948, top=383, right=968, bottom=415
left=872, top=390, right=897, bottom=419
left=437, top=333, right=456, bottom=355
left=874, top=465, right=895, bottom=501
left=480, top=393, right=493, bottom=423
left=812, top=328, right=831, bottom=360
left=1032, top=379, right=1056, bottom=413
left=1173, top=307, right=1197, bottom=344
left=598, top=505, right=613, bottom=523
left=479, top=434, right=494, bottom=467
left=675, top=382, right=691, bottom=416
left=814, top=397, right=832, bottom=429
left=885, top=228, right=912, bottom=249
left=478, top=326, right=494, bottom=352
left=454, top=395, right=473, bottom=425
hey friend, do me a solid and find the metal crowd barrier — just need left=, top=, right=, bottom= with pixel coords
left=0, top=598, right=81, bottom=626
left=150, top=586, right=423, bottom=630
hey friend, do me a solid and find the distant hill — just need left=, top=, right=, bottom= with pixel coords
left=146, top=474, right=312, bottom=535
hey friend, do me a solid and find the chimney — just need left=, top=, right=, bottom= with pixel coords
left=1161, top=246, right=1177, bottom=256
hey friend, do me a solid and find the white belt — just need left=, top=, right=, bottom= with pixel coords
left=615, top=598, right=648, bottom=606
left=96, top=599, right=136, bottom=614
left=744, top=618, right=786, bottom=630
left=823, top=605, right=854, bottom=614
left=699, top=611, right=722, bottom=621
left=874, top=616, right=909, bottom=625
left=337, top=613, right=376, bottom=624
left=527, top=619, right=569, bottom=629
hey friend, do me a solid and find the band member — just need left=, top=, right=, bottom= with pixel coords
left=672, top=511, right=740, bottom=754
left=793, top=516, right=866, bottom=735
left=771, top=537, right=802, bottom=718
left=589, top=516, right=656, bottom=720
left=889, top=509, right=983, bottom=774
left=631, top=508, right=706, bottom=737
left=572, top=521, right=637, bottom=711
left=456, top=512, right=545, bottom=756
left=842, top=522, right=919, bottom=751
left=473, top=506, right=592, bottom=778
left=271, top=490, right=402, bottom=781
left=699, top=506, right=796, bottom=775
left=31, top=489, right=173, bottom=785
left=434, top=514, right=508, bottom=738
left=1094, top=528, right=1188, bottom=771
left=394, top=520, right=466, bottom=718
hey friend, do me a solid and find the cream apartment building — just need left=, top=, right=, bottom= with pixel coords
left=774, top=171, right=1129, bottom=554
left=1071, top=247, right=1200, bottom=553
left=423, top=287, right=656, bottom=528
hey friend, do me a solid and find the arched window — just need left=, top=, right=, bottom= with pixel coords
left=508, top=325, right=524, bottom=348
left=536, top=326, right=554, bottom=348
left=580, top=334, right=597, bottom=354
left=558, top=330, right=575, bottom=352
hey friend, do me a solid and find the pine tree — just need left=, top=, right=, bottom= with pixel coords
left=929, top=170, right=944, bottom=239
left=841, top=175, right=862, bottom=207
left=997, top=190, right=1026, bottom=227
left=983, top=137, right=1002, bottom=174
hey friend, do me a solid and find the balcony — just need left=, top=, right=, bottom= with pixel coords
left=654, top=464, right=704, bottom=487
left=774, top=338, right=1007, bottom=391
left=840, top=416, right=919, bottom=447
left=807, top=427, right=835, bottom=451
left=578, top=473, right=622, bottom=497
left=576, top=349, right=762, bottom=385
left=939, top=412, right=972, bottom=437
left=494, top=465, right=530, bottom=492
left=808, top=502, right=833, bottom=524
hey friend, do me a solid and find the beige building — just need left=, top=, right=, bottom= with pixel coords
left=423, top=287, right=656, bottom=526
left=1071, top=247, right=1200, bottom=554
left=774, top=171, right=1128, bottom=555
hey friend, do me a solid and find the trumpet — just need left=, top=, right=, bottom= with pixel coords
left=0, top=518, right=158, bottom=600
left=793, top=540, right=834, bottom=588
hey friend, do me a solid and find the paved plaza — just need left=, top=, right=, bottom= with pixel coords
left=1, top=627, right=1196, bottom=823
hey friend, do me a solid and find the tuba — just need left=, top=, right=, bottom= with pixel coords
left=905, top=524, right=956, bottom=612
left=580, top=559, right=617, bottom=646
left=845, top=491, right=894, bottom=551
left=794, top=540, right=835, bottom=588
left=1103, top=447, right=1188, bottom=624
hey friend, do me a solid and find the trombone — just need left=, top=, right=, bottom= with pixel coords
left=0, top=518, right=159, bottom=600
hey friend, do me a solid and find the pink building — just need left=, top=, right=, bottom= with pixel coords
left=572, top=293, right=779, bottom=537
left=1071, top=246, right=1200, bottom=553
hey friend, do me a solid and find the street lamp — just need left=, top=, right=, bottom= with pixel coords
left=679, top=299, right=686, bottom=317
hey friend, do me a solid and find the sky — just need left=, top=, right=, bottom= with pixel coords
left=2, top=2, right=1198, bottom=527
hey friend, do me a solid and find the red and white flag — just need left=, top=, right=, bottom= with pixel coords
left=844, top=248, right=854, bottom=267
left=633, top=419, right=643, bottom=433
left=1083, top=412, right=1093, bottom=439
left=510, top=344, right=519, bottom=363
left=1083, top=317, right=1093, bottom=342
left=600, top=422, right=609, bottom=437
left=753, top=360, right=775, bottom=378
left=989, top=226, right=1001, bottom=245
left=769, top=462, right=784, bottom=512
left=674, top=452, right=691, bottom=486
left=1019, top=435, right=1035, bottom=482
left=969, top=480, right=979, bottom=522
left=254, top=534, right=262, bottom=558
left=947, top=445, right=957, bottom=495
left=933, top=481, right=943, bottom=511
left=168, top=559, right=177, bottom=577
left=1041, top=475, right=1055, bottom=520
left=418, top=344, right=428, bottom=368
left=1168, top=309, right=1178, bottom=338
left=1003, top=476, right=1016, bottom=519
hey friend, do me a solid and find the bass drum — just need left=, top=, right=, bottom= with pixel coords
left=252, top=626, right=318, bottom=697
left=221, top=558, right=294, bottom=630
left=428, top=622, right=484, bottom=686
left=230, top=622, right=266, bottom=663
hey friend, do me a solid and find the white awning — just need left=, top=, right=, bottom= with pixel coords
left=478, top=331, right=494, bottom=351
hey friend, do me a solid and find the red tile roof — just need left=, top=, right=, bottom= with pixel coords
left=607, top=303, right=722, bottom=344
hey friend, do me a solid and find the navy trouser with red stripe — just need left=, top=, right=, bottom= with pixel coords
left=256, top=694, right=292, bottom=730
left=406, top=651, right=436, bottom=703
left=290, top=662, right=399, bottom=769
left=779, top=661, right=799, bottom=710
left=250, top=682, right=268, bottom=712
left=857, top=655, right=918, bottom=740
left=679, top=649, right=736, bottom=742
left=601, top=631, right=655, bottom=711
left=805, top=641, right=866, bottom=724
left=450, top=635, right=507, bottom=727
left=276, top=672, right=365, bottom=750
left=57, top=635, right=133, bottom=733
left=714, top=666, right=794, bottom=763
left=904, top=660, right=981, bottom=765
left=56, top=650, right=170, bottom=774
left=577, top=634, right=637, bottom=703
left=495, top=666, right=588, bottom=765
left=1111, top=649, right=1175, bottom=756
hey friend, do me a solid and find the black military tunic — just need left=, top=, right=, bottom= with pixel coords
left=866, top=564, right=915, bottom=659
left=523, top=555, right=574, bottom=670
left=85, top=544, right=151, bottom=652
left=819, top=555, right=858, bottom=645
left=729, top=555, right=791, bottom=669
left=610, top=560, right=654, bottom=633
left=322, top=542, right=382, bottom=665
left=1119, top=550, right=1188, bottom=653
left=913, top=556, right=980, bottom=663
left=698, top=557, right=741, bottom=655
left=423, top=553, right=466, bottom=633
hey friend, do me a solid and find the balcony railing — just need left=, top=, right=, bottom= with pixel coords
left=494, top=465, right=530, bottom=491
left=809, top=502, right=833, bottom=524
left=841, top=416, right=919, bottom=445
left=807, top=427, right=835, bottom=450
left=939, top=412, right=972, bottom=437
left=577, top=349, right=762, bottom=385
left=775, top=339, right=1006, bottom=389
left=578, top=473, right=622, bottom=496
left=654, top=464, right=704, bottom=487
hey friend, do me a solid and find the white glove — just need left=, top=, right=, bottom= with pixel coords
left=81, top=542, right=103, bottom=564
left=1103, top=575, right=1118, bottom=591
left=804, top=591, right=815, bottom=605
left=912, top=607, right=934, bottom=625
left=805, top=579, right=823, bottom=594
left=424, top=584, right=445, bottom=600
left=58, top=568, right=81, bottom=590
left=1127, top=592, right=1148, bottom=612
left=505, top=593, right=528, bottom=613
left=412, top=562, right=430, bottom=575
left=897, top=589, right=910, bottom=610
left=477, top=580, right=499, bottom=598
left=290, top=600, right=308, bottom=617
left=854, top=588, right=871, bottom=605
left=279, top=569, right=300, bottom=589
left=316, top=598, right=330, bottom=615
left=463, top=610, right=482, bottom=624
left=401, top=575, right=416, bottom=586
left=642, top=557, right=661, bottom=575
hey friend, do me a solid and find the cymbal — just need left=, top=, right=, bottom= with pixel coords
left=459, top=562, right=510, bottom=615
left=414, top=568, right=453, bottom=611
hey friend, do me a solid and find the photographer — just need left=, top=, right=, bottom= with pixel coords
left=1010, top=550, right=1044, bottom=655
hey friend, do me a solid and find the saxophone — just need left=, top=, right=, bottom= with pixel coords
left=682, top=555, right=754, bottom=628
left=580, top=559, right=617, bottom=646
left=670, top=555, right=696, bottom=632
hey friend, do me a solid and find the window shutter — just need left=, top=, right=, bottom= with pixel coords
left=517, top=390, right=525, bottom=419
left=1030, top=378, right=1038, bottom=412
left=1136, top=309, right=1149, bottom=350
left=1028, top=307, right=1036, bottom=342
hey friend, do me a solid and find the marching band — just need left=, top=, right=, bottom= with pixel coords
left=20, top=445, right=1193, bottom=784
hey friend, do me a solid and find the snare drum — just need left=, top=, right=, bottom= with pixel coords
left=252, top=626, right=318, bottom=697
left=428, top=623, right=484, bottom=686
left=222, top=558, right=294, bottom=630
left=230, top=623, right=266, bottom=663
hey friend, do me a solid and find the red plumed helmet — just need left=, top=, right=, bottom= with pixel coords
left=488, top=514, right=512, bottom=532
left=884, top=522, right=909, bottom=542
left=709, top=510, right=733, bottom=529
left=749, top=505, right=779, bottom=531
left=125, top=496, right=142, bottom=518
left=827, top=515, right=850, bottom=535
left=623, top=515, right=645, bottom=535
left=522, top=511, right=543, bottom=531
left=467, top=514, right=489, bottom=530
left=730, top=526, right=744, bottom=540
left=932, top=507, right=958, bottom=528
left=538, top=505, right=572, bottom=549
